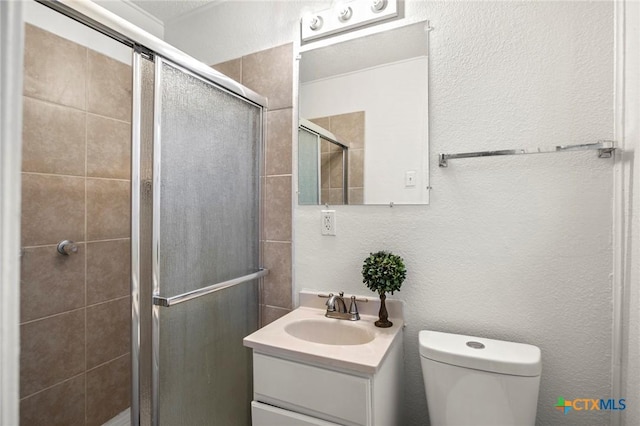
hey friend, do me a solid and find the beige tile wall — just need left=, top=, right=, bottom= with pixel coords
left=21, top=25, right=293, bottom=424
left=20, top=24, right=131, bottom=426
left=212, top=44, right=294, bottom=325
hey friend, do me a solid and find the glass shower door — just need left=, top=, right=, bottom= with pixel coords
left=145, top=57, right=265, bottom=425
left=298, top=127, right=320, bottom=204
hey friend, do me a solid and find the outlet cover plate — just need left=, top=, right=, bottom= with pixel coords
left=321, top=210, right=336, bottom=236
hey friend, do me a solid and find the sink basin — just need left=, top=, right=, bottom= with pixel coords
left=284, top=318, right=375, bottom=345
left=244, top=293, right=404, bottom=374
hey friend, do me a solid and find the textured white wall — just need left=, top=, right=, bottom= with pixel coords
left=94, top=0, right=164, bottom=39
left=166, top=1, right=618, bottom=425
left=165, top=0, right=328, bottom=64
left=300, top=5, right=615, bottom=425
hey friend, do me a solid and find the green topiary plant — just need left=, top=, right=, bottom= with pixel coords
left=362, top=251, right=406, bottom=328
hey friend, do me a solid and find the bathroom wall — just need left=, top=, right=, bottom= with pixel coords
left=20, top=23, right=131, bottom=425
left=94, top=0, right=164, bottom=39
left=165, top=0, right=325, bottom=64
left=212, top=45, right=295, bottom=325
left=167, top=1, right=626, bottom=426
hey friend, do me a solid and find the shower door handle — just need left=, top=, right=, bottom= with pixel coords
left=153, top=268, right=269, bottom=307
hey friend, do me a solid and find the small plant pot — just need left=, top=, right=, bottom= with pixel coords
left=374, top=294, right=393, bottom=328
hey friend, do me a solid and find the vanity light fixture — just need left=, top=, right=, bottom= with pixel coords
left=301, top=0, right=398, bottom=42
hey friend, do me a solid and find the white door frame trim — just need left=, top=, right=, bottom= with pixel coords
left=0, top=1, right=24, bottom=424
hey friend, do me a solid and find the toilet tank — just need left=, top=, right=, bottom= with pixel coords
left=419, top=331, right=542, bottom=426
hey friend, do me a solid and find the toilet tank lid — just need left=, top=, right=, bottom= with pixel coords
left=419, top=330, right=541, bottom=377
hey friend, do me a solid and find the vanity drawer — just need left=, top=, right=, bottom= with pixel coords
left=253, top=353, right=372, bottom=426
left=251, top=401, right=340, bottom=425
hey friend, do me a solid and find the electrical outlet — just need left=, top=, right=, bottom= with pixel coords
left=321, top=210, right=336, bottom=236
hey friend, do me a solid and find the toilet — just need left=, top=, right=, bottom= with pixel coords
left=419, top=330, right=542, bottom=426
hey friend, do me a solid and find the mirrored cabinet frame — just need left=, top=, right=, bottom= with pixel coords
left=294, top=19, right=432, bottom=207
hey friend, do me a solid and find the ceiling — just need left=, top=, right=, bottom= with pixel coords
left=130, top=0, right=220, bottom=23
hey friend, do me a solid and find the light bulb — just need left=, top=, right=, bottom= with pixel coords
left=337, top=5, right=353, bottom=22
left=308, top=15, right=323, bottom=31
left=371, top=0, right=387, bottom=12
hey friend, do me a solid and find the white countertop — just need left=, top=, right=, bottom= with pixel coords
left=244, top=292, right=404, bottom=375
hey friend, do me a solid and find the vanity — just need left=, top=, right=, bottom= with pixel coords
left=243, top=291, right=404, bottom=426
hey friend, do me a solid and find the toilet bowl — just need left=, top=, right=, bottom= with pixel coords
left=419, top=330, right=541, bottom=426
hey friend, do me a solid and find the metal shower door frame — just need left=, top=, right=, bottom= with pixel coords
left=32, top=2, right=268, bottom=425
left=147, top=56, right=268, bottom=425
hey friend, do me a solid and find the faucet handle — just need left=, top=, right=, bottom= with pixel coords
left=325, top=293, right=335, bottom=311
left=348, top=296, right=360, bottom=320
left=349, top=295, right=360, bottom=317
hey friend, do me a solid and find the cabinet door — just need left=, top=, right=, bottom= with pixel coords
left=253, top=353, right=371, bottom=425
left=252, top=402, right=340, bottom=426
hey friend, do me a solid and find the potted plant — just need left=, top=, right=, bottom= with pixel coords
left=361, top=251, right=406, bottom=328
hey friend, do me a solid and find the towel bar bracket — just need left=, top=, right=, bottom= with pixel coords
left=598, top=146, right=615, bottom=159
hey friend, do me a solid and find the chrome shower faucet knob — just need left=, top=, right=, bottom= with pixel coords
left=56, top=240, right=78, bottom=255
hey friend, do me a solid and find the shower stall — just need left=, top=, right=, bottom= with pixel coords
left=18, top=1, right=267, bottom=425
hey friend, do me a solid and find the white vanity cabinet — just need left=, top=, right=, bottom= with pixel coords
left=243, top=292, right=405, bottom=426
left=250, top=336, right=403, bottom=426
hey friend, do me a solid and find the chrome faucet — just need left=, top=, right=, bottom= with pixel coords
left=326, top=292, right=348, bottom=313
left=325, top=292, right=360, bottom=321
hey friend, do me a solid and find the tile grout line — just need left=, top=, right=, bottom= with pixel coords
left=265, top=173, right=293, bottom=178
left=262, top=304, right=291, bottom=310
left=23, top=93, right=132, bottom=125
left=19, top=352, right=132, bottom=403
left=87, top=294, right=131, bottom=309
left=85, top=352, right=131, bottom=375
left=22, top=237, right=131, bottom=250
left=19, top=372, right=86, bottom=402
left=21, top=171, right=131, bottom=182
left=20, top=295, right=131, bottom=326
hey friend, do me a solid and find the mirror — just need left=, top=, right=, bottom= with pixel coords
left=298, top=21, right=430, bottom=205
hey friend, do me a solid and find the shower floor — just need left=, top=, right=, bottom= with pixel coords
left=103, top=408, right=130, bottom=426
